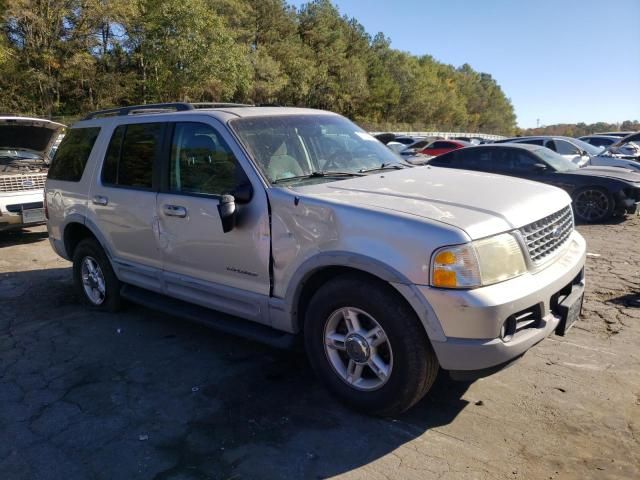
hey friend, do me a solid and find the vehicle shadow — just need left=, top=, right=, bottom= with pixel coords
left=606, top=292, right=640, bottom=308
left=0, top=267, right=471, bottom=479
left=0, top=226, right=48, bottom=248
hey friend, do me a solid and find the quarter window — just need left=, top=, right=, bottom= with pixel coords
left=169, top=123, right=238, bottom=195
left=102, top=123, right=163, bottom=189
left=48, top=128, right=100, bottom=182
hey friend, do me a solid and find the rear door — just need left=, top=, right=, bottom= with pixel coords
left=156, top=120, right=271, bottom=322
left=89, top=122, right=165, bottom=291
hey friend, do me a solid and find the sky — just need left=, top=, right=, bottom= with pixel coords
left=289, top=0, right=640, bottom=128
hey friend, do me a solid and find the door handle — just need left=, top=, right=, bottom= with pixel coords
left=92, top=195, right=108, bottom=206
left=163, top=205, right=187, bottom=218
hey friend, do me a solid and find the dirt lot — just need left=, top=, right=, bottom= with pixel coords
left=1, top=220, right=639, bottom=480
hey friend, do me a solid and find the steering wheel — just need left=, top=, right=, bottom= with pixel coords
left=323, top=150, right=353, bottom=171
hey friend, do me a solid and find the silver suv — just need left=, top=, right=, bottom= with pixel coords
left=46, top=103, right=587, bottom=415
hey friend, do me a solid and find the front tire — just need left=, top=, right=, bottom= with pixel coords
left=572, top=187, right=615, bottom=223
left=304, top=274, right=439, bottom=416
left=72, top=238, right=121, bottom=312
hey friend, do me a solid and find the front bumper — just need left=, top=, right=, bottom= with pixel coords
left=616, top=189, right=640, bottom=214
left=421, top=231, right=586, bottom=373
left=0, top=191, right=45, bottom=231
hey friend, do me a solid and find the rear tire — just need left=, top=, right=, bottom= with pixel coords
left=304, top=274, right=439, bottom=416
left=72, top=238, right=121, bottom=312
left=572, top=187, right=615, bottom=223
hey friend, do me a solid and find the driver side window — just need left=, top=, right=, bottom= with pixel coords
left=555, top=140, right=580, bottom=155
left=169, top=123, right=238, bottom=196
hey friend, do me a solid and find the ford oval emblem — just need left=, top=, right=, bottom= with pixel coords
left=22, top=180, right=34, bottom=188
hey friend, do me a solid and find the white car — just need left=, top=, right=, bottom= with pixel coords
left=579, top=135, right=640, bottom=158
left=0, top=116, right=66, bottom=231
left=497, top=136, right=640, bottom=171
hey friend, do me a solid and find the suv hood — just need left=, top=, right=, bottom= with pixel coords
left=292, top=166, right=571, bottom=239
left=0, top=117, right=66, bottom=162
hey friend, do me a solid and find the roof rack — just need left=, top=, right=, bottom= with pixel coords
left=82, top=102, right=252, bottom=120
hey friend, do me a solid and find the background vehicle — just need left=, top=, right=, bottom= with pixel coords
left=417, top=139, right=470, bottom=156
left=579, top=134, right=640, bottom=158
left=497, top=135, right=640, bottom=171
left=596, top=131, right=635, bottom=138
left=0, top=116, right=66, bottom=231
left=428, top=143, right=640, bottom=223
left=495, top=136, right=590, bottom=166
left=47, top=103, right=586, bottom=416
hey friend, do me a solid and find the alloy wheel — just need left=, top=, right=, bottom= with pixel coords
left=323, top=307, right=393, bottom=391
left=81, top=256, right=106, bottom=305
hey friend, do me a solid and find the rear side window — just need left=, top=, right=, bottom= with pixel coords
left=48, top=127, right=100, bottom=182
left=515, top=138, right=544, bottom=146
left=102, top=123, right=163, bottom=189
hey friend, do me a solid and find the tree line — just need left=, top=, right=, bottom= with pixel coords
left=520, top=120, right=639, bottom=138
left=1, top=0, right=517, bottom=134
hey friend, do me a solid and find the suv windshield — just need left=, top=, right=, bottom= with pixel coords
left=230, top=114, right=407, bottom=185
left=535, top=148, right=579, bottom=171
left=0, top=148, right=43, bottom=161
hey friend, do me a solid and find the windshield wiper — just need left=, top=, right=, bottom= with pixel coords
left=272, top=170, right=365, bottom=184
left=358, top=163, right=408, bottom=173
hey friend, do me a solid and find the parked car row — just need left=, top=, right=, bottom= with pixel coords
left=386, top=131, right=640, bottom=223
left=427, top=143, right=640, bottom=223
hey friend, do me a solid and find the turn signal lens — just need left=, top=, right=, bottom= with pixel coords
left=431, top=233, right=527, bottom=289
left=431, top=244, right=481, bottom=288
left=433, top=270, right=457, bottom=287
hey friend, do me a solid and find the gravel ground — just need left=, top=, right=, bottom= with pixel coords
left=0, top=221, right=638, bottom=480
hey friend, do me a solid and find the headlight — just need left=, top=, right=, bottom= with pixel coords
left=431, top=233, right=526, bottom=289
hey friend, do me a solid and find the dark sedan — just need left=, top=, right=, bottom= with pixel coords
left=427, top=143, right=640, bottom=223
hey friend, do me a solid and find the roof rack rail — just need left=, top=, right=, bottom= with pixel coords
left=83, top=103, right=194, bottom=120
left=82, top=102, right=253, bottom=120
left=191, top=102, right=252, bottom=109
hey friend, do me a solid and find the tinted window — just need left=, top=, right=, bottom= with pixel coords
left=544, top=139, right=557, bottom=152
left=486, top=148, right=533, bottom=173
left=460, top=149, right=492, bottom=170
left=430, top=141, right=451, bottom=149
left=48, top=128, right=100, bottom=182
left=515, top=138, right=544, bottom=146
left=431, top=148, right=488, bottom=170
left=169, top=123, right=238, bottom=195
left=585, top=137, right=613, bottom=147
left=555, top=140, right=580, bottom=155
left=102, top=123, right=163, bottom=189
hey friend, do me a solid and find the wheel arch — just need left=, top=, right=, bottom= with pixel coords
left=63, top=216, right=112, bottom=260
left=282, top=252, right=446, bottom=342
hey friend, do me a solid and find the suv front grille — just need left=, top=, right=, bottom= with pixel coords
left=0, top=174, right=47, bottom=193
left=520, top=206, right=574, bottom=264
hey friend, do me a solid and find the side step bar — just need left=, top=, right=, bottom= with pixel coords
left=120, top=285, right=296, bottom=350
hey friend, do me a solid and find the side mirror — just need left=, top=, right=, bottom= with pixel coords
left=217, top=195, right=237, bottom=233
left=533, top=163, right=548, bottom=172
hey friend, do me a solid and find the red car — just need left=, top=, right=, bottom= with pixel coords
left=418, top=140, right=470, bottom=156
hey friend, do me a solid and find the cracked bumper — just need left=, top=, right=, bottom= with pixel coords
left=420, top=231, right=586, bottom=373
